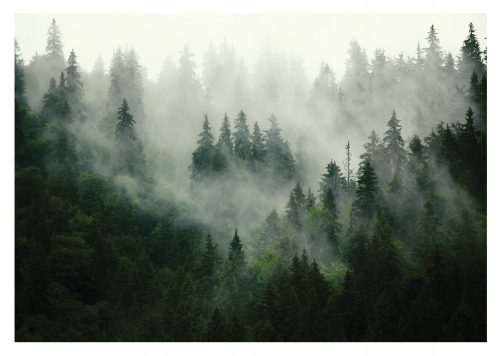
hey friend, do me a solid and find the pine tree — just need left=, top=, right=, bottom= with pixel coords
left=216, top=113, right=233, bottom=154
left=285, top=183, right=306, bottom=230
left=458, top=22, right=485, bottom=80
left=226, top=229, right=246, bottom=277
left=344, top=141, right=353, bottom=187
left=353, top=159, right=378, bottom=219
left=361, top=130, right=384, bottom=167
left=383, top=111, right=406, bottom=173
left=424, top=24, right=443, bottom=70
left=114, top=98, right=145, bottom=176
left=46, top=18, right=63, bottom=58
left=199, top=234, right=220, bottom=277
left=265, top=114, right=296, bottom=181
left=191, top=114, right=216, bottom=180
left=41, top=71, right=70, bottom=120
left=233, top=110, right=252, bottom=161
left=41, top=77, right=59, bottom=118
left=15, top=40, right=26, bottom=102
left=115, top=98, right=137, bottom=139
left=251, top=122, right=266, bottom=162
left=319, top=160, right=346, bottom=203
left=65, top=50, right=84, bottom=117
left=444, top=52, right=456, bottom=77
left=305, top=187, right=316, bottom=211
left=322, top=188, right=342, bottom=253
left=415, top=42, right=425, bottom=74
left=204, top=306, right=226, bottom=341
left=108, top=48, right=126, bottom=112
left=409, top=135, right=424, bottom=161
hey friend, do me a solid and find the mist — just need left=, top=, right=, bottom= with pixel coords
left=14, top=14, right=487, bottom=341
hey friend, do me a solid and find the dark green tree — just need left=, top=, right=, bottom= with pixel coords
left=15, top=40, right=26, bottom=102
left=458, top=22, right=486, bottom=80
left=321, top=188, right=342, bottom=253
left=216, top=113, right=233, bottom=155
left=233, top=110, right=252, bottom=161
left=65, top=50, right=84, bottom=118
left=191, top=114, right=216, bottom=180
left=250, top=122, right=266, bottom=162
left=383, top=110, right=406, bottom=175
left=353, top=159, right=378, bottom=219
left=115, top=98, right=136, bottom=139
left=319, top=160, right=346, bottom=203
left=204, top=306, right=226, bottom=341
left=265, top=114, right=296, bottom=181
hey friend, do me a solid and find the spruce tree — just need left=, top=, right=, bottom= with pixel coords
left=353, top=159, right=378, bottom=219
left=251, top=122, right=266, bottom=162
left=319, top=160, right=346, bottom=203
left=115, top=98, right=137, bottom=139
left=204, top=306, right=226, bottom=341
left=383, top=111, right=406, bottom=173
left=216, top=113, right=233, bottom=154
left=458, top=22, right=485, bottom=79
left=65, top=50, right=84, bottom=117
left=46, top=18, right=63, bottom=58
left=226, top=229, right=246, bottom=277
left=344, top=141, right=353, bottom=187
left=265, top=114, right=296, bottom=181
left=15, top=40, right=26, bottom=102
left=233, top=110, right=252, bottom=161
left=322, top=187, right=342, bottom=253
left=191, top=114, right=216, bottom=180
left=424, top=24, right=443, bottom=70
left=305, top=187, right=316, bottom=211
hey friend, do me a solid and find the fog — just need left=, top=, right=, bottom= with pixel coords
left=15, top=13, right=486, bottom=255
left=16, top=14, right=486, bottom=81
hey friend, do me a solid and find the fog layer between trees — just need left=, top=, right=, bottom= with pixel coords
left=15, top=17, right=486, bottom=341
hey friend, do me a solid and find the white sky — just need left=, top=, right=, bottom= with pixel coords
left=15, top=14, right=486, bottom=81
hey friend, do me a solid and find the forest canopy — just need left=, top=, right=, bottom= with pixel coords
left=15, top=17, right=486, bottom=341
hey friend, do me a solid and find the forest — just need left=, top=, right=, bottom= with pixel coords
left=15, top=18, right=486, bottom=341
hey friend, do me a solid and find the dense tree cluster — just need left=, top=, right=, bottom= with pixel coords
left=15, top=19, right=486, bottom=341
left=190, top=111, right=296, bottom=182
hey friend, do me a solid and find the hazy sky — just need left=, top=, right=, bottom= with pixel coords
left=15, top=14, right=486, bottom=80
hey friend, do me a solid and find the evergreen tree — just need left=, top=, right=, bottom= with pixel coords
left=383, top=111, right=406, bottom=174
left=424, top=24, right=443, bottom=70
left=251, top=122, right=266, bottom=162
left=64, top=50, right=84, bottom=118
left=305, top=187, right=316, bottom=211
left=458, top=22, right=485, bottom=80
left=41, top=72, right=69, bottom=120
left=344, top=141, right=354, bottom=187
left=361, top=130, right=384, bottom=168
left=46, top=18, right=63, bottom=59
left=409, top=135, right=424, bottom=161
left=191, top=114, right=216, bottom=180
left=114, top=98, right=144, bottom=176
left=199, top=234, right=220, bottom=278
left=204, top=306, right=226, bottom=341
left=233, top=110, right=252, bottom=161
left=444, top=52, right=456, bottom=77
left=226, top=229, right=246, bottom=277
left=321, top=188, right=342, bottom=253
left=15, top=40, right=26, bottom=102
left=285, top=183, right=306, bottom=230
left=319, top=160, right=346, bottom=203
left=353, top=159, right=378, bottom=219
left=216, top=113, right=233, bottom=155
left=265, top=115, right=296, bottom=181
left=115, top=98, right=137, bottom=140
